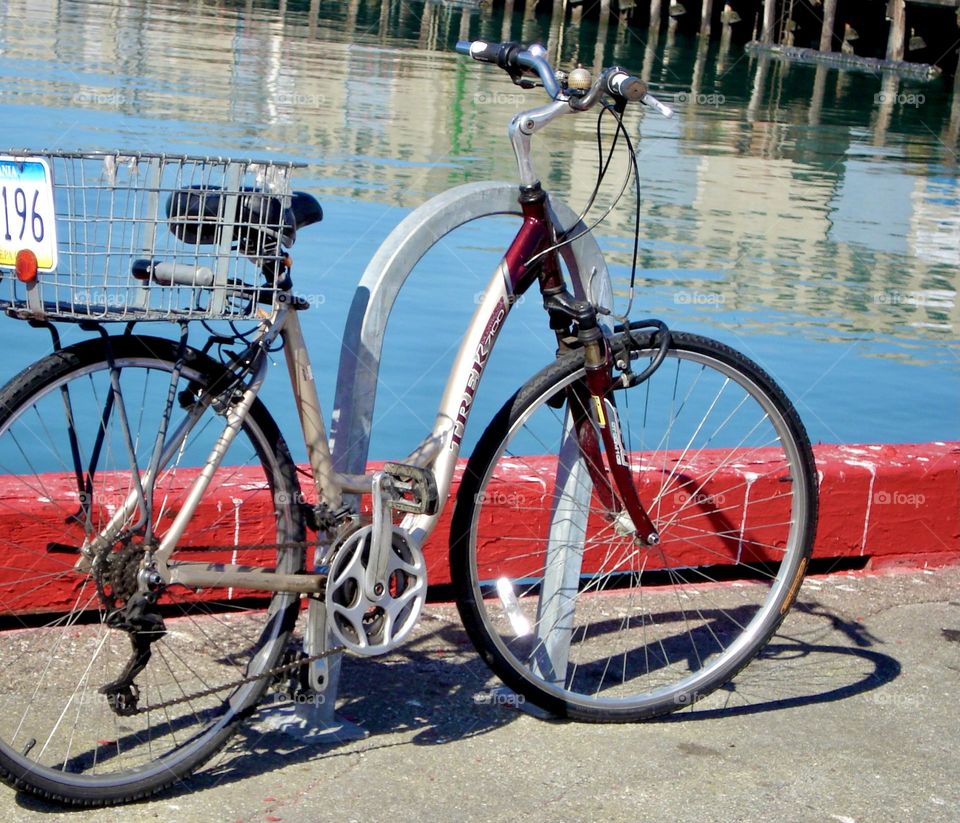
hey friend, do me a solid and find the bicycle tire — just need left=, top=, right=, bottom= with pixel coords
left=451, top=330, right=818, bottom=722
left=0, top=335, right=305, bottom=804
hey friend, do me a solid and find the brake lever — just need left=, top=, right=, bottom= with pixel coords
left=641, top=92, right=674, bottom=118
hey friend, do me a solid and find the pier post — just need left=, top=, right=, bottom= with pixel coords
left=641, top=24, right=660, bottom=82
left=650, top=0, right=662, bottom=32
left=747, top=55, right=770, bottom=120
left=947, top=55, right=960, bottom=148
left=761, top=0, right=776, bottom=44
left=701, top=0, right=714, bottom=37
left=459, top=4, right=472, bottom=41
left=548, top=0, right=565, bottom=63
left=819, top=0, right=837, bottom=51
left=809, top=64, right=827, bottom=125
left=501, top=0, right=514, bottom=40
left=886, top=0, right=906, bottom=62
left=594, top=1, right=611, bottom=72
left=873, top=72, right=898, bottom=146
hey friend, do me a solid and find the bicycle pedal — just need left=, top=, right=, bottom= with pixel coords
left=381, top=462, right=439, bottom=515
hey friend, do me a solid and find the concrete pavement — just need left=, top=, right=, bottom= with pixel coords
left=4, top=565, right=959, bottom=823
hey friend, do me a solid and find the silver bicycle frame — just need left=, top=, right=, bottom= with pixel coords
left=93, top=96, right=601, bottom=597
left=155, top=256, right=526, bottom=592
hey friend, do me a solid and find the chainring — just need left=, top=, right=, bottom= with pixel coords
left=325, top=525, right=426, bottom=656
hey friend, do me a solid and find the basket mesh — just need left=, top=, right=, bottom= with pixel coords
left=0, top=151, right=301, bottom=322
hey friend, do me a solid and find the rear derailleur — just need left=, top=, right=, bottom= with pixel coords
left=94, top=538, right=167, bottom=717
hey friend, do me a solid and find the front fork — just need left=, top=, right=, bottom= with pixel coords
left=544, top=291, right=660, bottom=546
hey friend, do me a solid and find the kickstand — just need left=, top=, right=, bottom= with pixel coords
left=256, top=595, right=367, bottom=744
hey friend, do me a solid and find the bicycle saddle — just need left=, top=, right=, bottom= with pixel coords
left=166, top=186, right=322, bottom=254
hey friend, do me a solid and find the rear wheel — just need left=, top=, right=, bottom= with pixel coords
left=0, top=335, right=305, bottom=804
left=451, top=331, right=818, bottom=721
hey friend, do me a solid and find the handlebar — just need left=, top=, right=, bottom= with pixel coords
left=455, top=40, right=560, bottom=99
left=455, top=39, right=672, bottom=117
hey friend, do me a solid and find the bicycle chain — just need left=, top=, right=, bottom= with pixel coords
left=135, top=644, right=348, bottom=715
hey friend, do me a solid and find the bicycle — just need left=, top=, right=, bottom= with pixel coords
left=0, top=40, right=818, bottom=805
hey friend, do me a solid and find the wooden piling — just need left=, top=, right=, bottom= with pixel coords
left=701, top=0, right=714, bottom=37
left=819, top=0, right=837, bottom=51
left=948, top=61, right=960, bottom=147
left=886, top=0, right=906, bottom=61
left=650, top=0, right=662, bottom=32
left=594, top=2, right=611, bottom=72
left=501, top=0, right=514, bottom=40
left=809, top=64, right=827, bottom=124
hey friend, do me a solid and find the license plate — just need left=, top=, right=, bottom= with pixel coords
left=0, top=155, right=58, bottom=272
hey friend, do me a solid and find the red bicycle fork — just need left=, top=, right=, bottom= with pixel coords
left=504, top=184, right=660, bottom=547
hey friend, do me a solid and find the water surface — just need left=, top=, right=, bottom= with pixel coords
left=0, top=0, right=956, bottom=458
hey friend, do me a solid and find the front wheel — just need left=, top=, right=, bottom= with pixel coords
left=451, top=330, right=818, bottom=722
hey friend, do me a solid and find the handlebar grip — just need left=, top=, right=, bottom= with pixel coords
left=132, top=259, right=215, bottom=287
left=456, top=39, right=523, bottom=69
left=605, top=70, right=647, bottom=102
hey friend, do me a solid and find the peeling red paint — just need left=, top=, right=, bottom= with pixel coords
left=0, top=442, right=956, bottom=613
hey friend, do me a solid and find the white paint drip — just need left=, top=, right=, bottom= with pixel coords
left=229, top=496, right=243, bottom=600
left=843, top=460, right=876, bottom=556
left=736, top=472, right=759, bottom=564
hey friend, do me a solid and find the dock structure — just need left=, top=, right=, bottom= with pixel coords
left=632, top=0, right=960, bottom=74
left=475, top=0, right=958, bottom=75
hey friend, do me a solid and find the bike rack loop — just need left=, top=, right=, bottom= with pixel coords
left=268, top=180, right=613, bottom=738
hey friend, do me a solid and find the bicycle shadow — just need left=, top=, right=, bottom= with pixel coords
left=14, top=597, right=902, bottom=810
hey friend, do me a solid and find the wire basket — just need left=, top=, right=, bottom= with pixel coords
left=0, top=151, right=303, bottom=322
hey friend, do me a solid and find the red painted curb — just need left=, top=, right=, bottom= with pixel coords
left=0, top=442, right=957, bottom=613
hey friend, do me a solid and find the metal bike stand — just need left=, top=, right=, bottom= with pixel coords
left=265, top=181, right=613, bottom=737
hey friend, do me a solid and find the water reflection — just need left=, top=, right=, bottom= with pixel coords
left=0, top=0, right=956, bottom=443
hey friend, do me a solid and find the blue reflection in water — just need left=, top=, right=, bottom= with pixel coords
left=0, top=0, right=955, bottom=464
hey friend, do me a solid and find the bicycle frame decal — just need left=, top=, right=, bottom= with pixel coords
left=603, top=397, right=628, bottom=467
left=451, top=295, right=508, bottom=448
